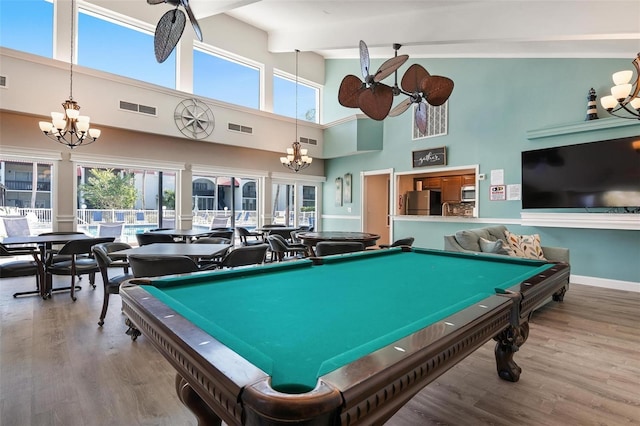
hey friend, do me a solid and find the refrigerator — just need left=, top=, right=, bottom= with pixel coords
left=405, top=190, right=442, bottom=215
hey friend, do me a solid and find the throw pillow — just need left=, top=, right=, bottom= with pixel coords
left=503, top=230, right=547, bottom=260
left=479, top=237, right=510, bottom=255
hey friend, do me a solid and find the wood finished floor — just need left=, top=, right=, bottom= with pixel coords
left=1, top=274, right=639, bottom=426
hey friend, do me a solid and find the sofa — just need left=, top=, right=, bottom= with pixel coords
left=444, top=225, right=569, bottom=301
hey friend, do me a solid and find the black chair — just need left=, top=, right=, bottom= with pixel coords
left=314, top=241, right=365, bottom=257
left=45, top=237, right=115, bottom=301
left=266, top=235, right=308, bottom=262
left=205, top=228, right=234, bottom=241
left=129, top=255, right=201, bottom=278
left=92, top=242, right=134, bottom=326
left=236, top=227, right=264, bottom=246
left=0, top=243, right=43, bottom=298
left=135, top=232, right=177, bottom=246
left=218, top=244, right=268, bottom=268
left=192, top=237, right=232, bottom=267
left=379, top=237, right=415, bottom=249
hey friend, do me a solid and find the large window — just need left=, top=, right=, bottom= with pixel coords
left=192, top=174, right=260, bottom=230
left=78, top=9, right=176, bottom=89
left=193, top=48, right=260, bottom=109
left=273, top=74, right=319, bottom=123
left=0, top=0, right=53, bottom=58
left=271, top=182, right=317, bottom=228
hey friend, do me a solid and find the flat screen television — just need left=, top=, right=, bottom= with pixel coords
left=521, top=136, right=640, bottom=209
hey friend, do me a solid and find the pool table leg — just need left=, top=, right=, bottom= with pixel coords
left=494, top=322, right=530, bottom=382
left=175, top=374, right=222, bottom=426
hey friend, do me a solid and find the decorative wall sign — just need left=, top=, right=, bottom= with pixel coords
left=343, top=173, right=352, bottom=204
left=412, top=146, right=446, bottom=168
left=174, top=98, right=215, bottom=139
left=335, top=177, right=343, bottom=206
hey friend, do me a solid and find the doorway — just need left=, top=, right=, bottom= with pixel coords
left=363, top=169, right=393, bottom=247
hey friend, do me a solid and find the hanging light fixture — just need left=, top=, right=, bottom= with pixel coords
left=38, top=0, right=101, bottom=148
left=280, top=49, right=312, bottom=172
left=600, top=53, right=640, bottom=120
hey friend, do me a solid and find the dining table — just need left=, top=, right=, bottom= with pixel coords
left=147, top=228, right=213, bottom=242
left=2, top=233, right=94, bottom=298
left=114, top=243, right=231, bottom=259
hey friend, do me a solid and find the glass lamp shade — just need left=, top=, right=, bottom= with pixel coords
left=611, top=83, right=632, bottom=101
left=280, top=157, right=289, bottom=164
left=53, top=118, right=66, bottom=130
left=630, top=97, right=640, bottom=110
left=600, top=95, right=618, bottom=110
left=66, top=108, right=80, bottom=119
left=39, top=121, right=53, bottom=132
left=286, top=148, right=294, bottom=155
left=612, top=70, right=633, bottom=85
left=76, top=121, right=90, bottom=132
left=88, top=128, right=101, bottom=138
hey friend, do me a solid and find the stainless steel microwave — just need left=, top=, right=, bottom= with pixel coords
left=461, top=185, right=476, bottom=202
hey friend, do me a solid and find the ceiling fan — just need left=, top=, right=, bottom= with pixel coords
left=338, top=40, right=408, bottom=120
left=339, top=41, right=454, bottom=133
left=147, top=0, right=203, bottom=63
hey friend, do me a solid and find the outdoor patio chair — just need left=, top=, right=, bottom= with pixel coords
left=2, top=216, right=31, bottom=237
left=97, top=222, right=124, bottom=241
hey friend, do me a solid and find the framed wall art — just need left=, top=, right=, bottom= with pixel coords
left=343, top=173, right=352, bottom=204
left=335, top=177, right=343, bottom=206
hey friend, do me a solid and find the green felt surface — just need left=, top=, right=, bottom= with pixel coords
left=142, top=248, right=551, bottom=392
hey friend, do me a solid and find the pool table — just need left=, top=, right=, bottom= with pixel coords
left=120, top=247, right=569, bottom=425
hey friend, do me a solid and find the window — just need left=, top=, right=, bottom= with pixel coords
left=0, top=0, right=53, bottom=58
left=273, top=74, right=318, bottom=123
left=193, top=48, right=260, bottom=109
left=78, top=9, right=176, bottom=89
left=192, top=174, right=260, bottom=230
left=271, top=182, right=318, bottom=228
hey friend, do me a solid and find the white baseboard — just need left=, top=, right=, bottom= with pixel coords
left=571, top=275, right=640, bottom=292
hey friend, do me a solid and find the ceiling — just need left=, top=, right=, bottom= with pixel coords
left=90, top=0, right=639, bottom=59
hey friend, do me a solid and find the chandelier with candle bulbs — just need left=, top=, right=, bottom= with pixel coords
left=280, top=49, right=312, bottom=172
left=38, top=0, right=101, bottom=148
left=600, top=53, right=640, bottom=120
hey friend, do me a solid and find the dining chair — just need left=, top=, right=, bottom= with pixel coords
left=0, top=243, right=43, bottom=298
left=218, top=244, right=268, bottom=268
left=192, top=237, right=232, bottom=267
left=45, top=237, right=115, bottom=301
left=379, top=237, right=415, bottom=249
left=314, top=241, right=365, bottom=257
left=266, top=235, right=307, bottom=262
left=236, top=227, right=264, bottom=246
left=135, top=232, right=176, bottom=246
left=129, top=255, right=201, bottom=278
left=206, top=228, right=234, bottom=241
left=92, top=242, right=134, bottom=326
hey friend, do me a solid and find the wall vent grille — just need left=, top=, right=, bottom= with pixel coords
left=119, top=100, right=157, bottom=116
left=0, top=76, right=6, bottom=87
left=300, top=137, right=317, bottom=145
left=228, top=123, right=253, bottom=134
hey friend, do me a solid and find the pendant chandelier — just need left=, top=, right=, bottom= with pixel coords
left=38, top=0, right=101, bottom=148
left=280, top=49, right=312, bottom=172
left=600, top=53, right=640, bottom=120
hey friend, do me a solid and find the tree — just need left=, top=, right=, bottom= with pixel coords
left=80, top=168, right=137, bottom=210
left=163, top=189, right=175, bottom=209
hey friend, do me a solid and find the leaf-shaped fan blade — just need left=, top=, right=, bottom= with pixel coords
left=388, top=98, right=412, bottom=117
left=421, top=76, right=454, bottom=106
left=415, top=102, right=428, bottom=135
left=401, top=63, right=430, bottom=93
left=147, top=0, right=166, bottom=4
left=358, top=84, right=394, bottom=121
left=154, top=8, right=186, bottom=63
left=180, top=0, right=202, bottom=41
left=359, top=40, right=370, bottom=80
left=374, top=54, right=408, bottom=82
left=338, top=75, right=364, bottom=108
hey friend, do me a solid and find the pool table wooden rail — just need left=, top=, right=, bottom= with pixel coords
left=120, top=255, right=570, bottom=426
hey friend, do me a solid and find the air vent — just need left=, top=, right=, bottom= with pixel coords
left=228, top=122, right=253, bottom=134
left=119, top=100, right=157, bottom=116
left=300, top=137, right=317, bottom=145
left=0, top=75, right=6, bottom=87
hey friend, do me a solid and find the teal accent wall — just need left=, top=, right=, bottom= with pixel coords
left=321, top=57, right=640, bottom=283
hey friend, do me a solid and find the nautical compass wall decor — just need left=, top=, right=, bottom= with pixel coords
left=174, top=98, right=214, bottom=139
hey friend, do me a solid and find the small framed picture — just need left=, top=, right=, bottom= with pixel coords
left=343, top=173, right=352, bottom=204
left=335, top=177, right=343, bottom=206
